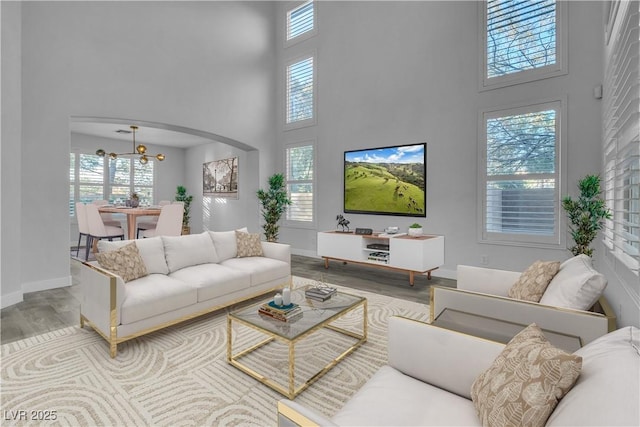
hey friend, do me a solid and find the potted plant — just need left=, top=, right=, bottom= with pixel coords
left=256, top=173, right=291, bottom=242
left=175, top=185, right=193, bottom=235
left=562, top=174, right=611, bottom=256
left=408, top=222, right=423, bottom=237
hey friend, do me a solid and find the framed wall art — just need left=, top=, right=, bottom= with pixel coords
left=203, top=157, right=239, bottom=199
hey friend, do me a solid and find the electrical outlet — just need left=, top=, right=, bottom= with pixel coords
left=481, top=255, right=489, bottom=265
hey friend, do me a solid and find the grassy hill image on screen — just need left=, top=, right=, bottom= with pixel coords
left=344, top=143, right=426, bottom=217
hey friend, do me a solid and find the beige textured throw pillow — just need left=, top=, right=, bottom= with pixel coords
left=470, top=324, right=582, bottom=427
left=95, top=242, right=148, bottom=283
left=235, top=231, right=264, bottom=257
left=508, top=261, right=561, bottom=302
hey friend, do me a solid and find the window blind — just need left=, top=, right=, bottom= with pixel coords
left=602, top=1, right=639, bottom=273
left=482, top=103, right=560, bottom=243
left=286, top=56, right=314, bottom=124
left=486, top=0, right=557, bottom=78
left=286, top=144, right=314, bottom=222
left=287, top=1, right=314, bottom=41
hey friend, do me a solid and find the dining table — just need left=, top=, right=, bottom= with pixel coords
left=98, top=206, right=162, bottom=240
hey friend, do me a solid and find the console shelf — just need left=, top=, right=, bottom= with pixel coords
left=317, top=231, right=444, bottom=285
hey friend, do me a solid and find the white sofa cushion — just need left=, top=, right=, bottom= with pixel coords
left=540, top=254, right=607, bottom=310
left=120, top=274, right=197, bottom=324
left=162, top=232, right=219, bottom=273
left=209, top=227, right=248, bottom=262
left=546, top=326, right=640, bottom=427
left=98, top=237, right=169, bottom=275
left=331, top=365, right=480, bottom=427
left=168, top=263, right=251, bottom=303
left=220, top=257, right=290, bottom=287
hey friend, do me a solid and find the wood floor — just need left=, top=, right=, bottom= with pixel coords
left=0, top=255, right=455, bottom=345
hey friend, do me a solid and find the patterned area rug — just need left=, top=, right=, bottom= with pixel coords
left=1, top=277, right=429, bottom=426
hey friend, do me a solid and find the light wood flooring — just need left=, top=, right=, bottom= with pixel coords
left=0, top=255, right=455, bottom=345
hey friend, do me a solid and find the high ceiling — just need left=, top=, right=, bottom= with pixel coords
left=70, top=121, right=215, bottom=149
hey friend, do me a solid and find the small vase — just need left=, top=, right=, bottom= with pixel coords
left=408, top=227, right=423, bottom=237
left=282, top=287, right=291, bottom=306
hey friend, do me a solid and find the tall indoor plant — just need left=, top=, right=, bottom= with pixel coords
left=562, top=174, right=611, bottom=256
left=175, top=185, right=193, bottom=235
left=256, top=173, right=291, bottom=242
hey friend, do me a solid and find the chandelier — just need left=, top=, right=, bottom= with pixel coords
left=96, top=125, right=165, bottom=164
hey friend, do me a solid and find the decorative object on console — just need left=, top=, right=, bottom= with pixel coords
left=203, top=157, right=239, bottom=199
left=175, top=185, right=193, bottom=235
left=256, top=173, right=292, bottom=242
left=344, top=142, right=426, bottom=217
left=355, top=227, right=372, bottom=235
left=562, top=174, right=611, bottom=256
left=407, top=223, right=423, bottom=237
left=336, top=214, right=351, bottom=232
left=96, top=125, right=165, bottom=165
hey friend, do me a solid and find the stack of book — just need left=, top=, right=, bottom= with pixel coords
left=258, top=302, right=302, bottom=322
left=367, top=251, right=389, bottom=264
left=305, top=286, right=337, bottom=302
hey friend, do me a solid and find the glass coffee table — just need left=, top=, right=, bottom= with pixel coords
left=227, top=286, right=367, bottom=399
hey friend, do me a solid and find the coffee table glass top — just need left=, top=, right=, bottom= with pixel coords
left=229, top=286, right=365, bottom=341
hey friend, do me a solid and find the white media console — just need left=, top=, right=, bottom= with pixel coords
left=317, top=231, right=444, bottom=285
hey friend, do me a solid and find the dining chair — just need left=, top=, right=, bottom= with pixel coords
left=92, top=200, right=122, bottom=228
left=136, top=200, right=171, bottom=238
left=140, top=203, right=183, bottom=238
left=85, top=204, right=125, bottom=258
left=75, top=202, right=90, bottom=259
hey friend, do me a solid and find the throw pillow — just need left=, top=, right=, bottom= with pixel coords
left=235, top=231, right=263, bottom=257
left=470, top=324, right=582, bottom=427
left=539, top=254, right=608, bottom=311
left=95, top=242, right=148, bottom=283
left=508, top=261, right=561, bottom=302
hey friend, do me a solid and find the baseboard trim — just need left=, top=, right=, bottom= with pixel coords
left=22, top=275, right=72, bottom=294
left=1, top=291, right=24, bottom=309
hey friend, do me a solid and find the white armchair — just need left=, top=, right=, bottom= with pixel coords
left=430, top=256, right=616, bottom=346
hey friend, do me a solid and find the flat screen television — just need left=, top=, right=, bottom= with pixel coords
left=344, top=142, right=426, bottom=217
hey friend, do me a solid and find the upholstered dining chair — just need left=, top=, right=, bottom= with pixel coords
left=140, top=203, right=183, bottom=238
left=92, top=200, right=122, bottom=228
left=75, top=202, right=90, bottom=259
left=136, top=200, right=171, bottom=238
left=85, top=204, right=125, bottom=258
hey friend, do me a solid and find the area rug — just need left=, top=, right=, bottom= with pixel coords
left=1, top=276, right=429, bottom=426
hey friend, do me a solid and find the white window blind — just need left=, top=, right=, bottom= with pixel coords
left=602, top=1, right=639, bottom=274
left=483, top=0, right=565, bottom=88
left=481, top=101, right=561, bottom=245
left=69, top=151, right=155, bottom=216
left=287, top=1, right=314, bottom=41
left=286, top=56, right=314, bottom=125
left=286, top=144, right=314, bottom=223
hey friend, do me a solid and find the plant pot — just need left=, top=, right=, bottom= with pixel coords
left=182, top=225, right=191, bottom=235
left=408, top=227, right=423, bottom=237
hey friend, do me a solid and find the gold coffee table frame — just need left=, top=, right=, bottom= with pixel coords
left=227, top=288, right=367, bottom=399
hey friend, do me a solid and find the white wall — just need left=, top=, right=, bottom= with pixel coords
left=276, top=1, right=605, bottom=280
left=1, top=1, right=23, bottom=307
left=1, top=1, right=277, bottom=307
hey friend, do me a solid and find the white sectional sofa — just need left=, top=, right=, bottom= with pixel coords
left=277, top=317, right=640, bottom=426
left=430, top=255, right=617, bottom=346
left=79, top=229, right=291, bottom=357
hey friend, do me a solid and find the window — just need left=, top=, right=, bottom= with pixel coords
left=480, top=100, right=562, bottom=246
left=481, top=0, right=566, bottom=89
left=285, top=143, right=314, bottom=225
left=69, top=151, right=155, bottom=216
left=602, top=1, right=639, bottom=274
left=286, top=1, right=315, bottom=43
left=286, top=55, right=315, bottom=127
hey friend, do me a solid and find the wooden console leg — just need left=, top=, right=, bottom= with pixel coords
left=324, top=258, right=329, bottom=269
left=409, top=271, right=415, bottom=286
left=427, top=271, right=432, bottom=280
